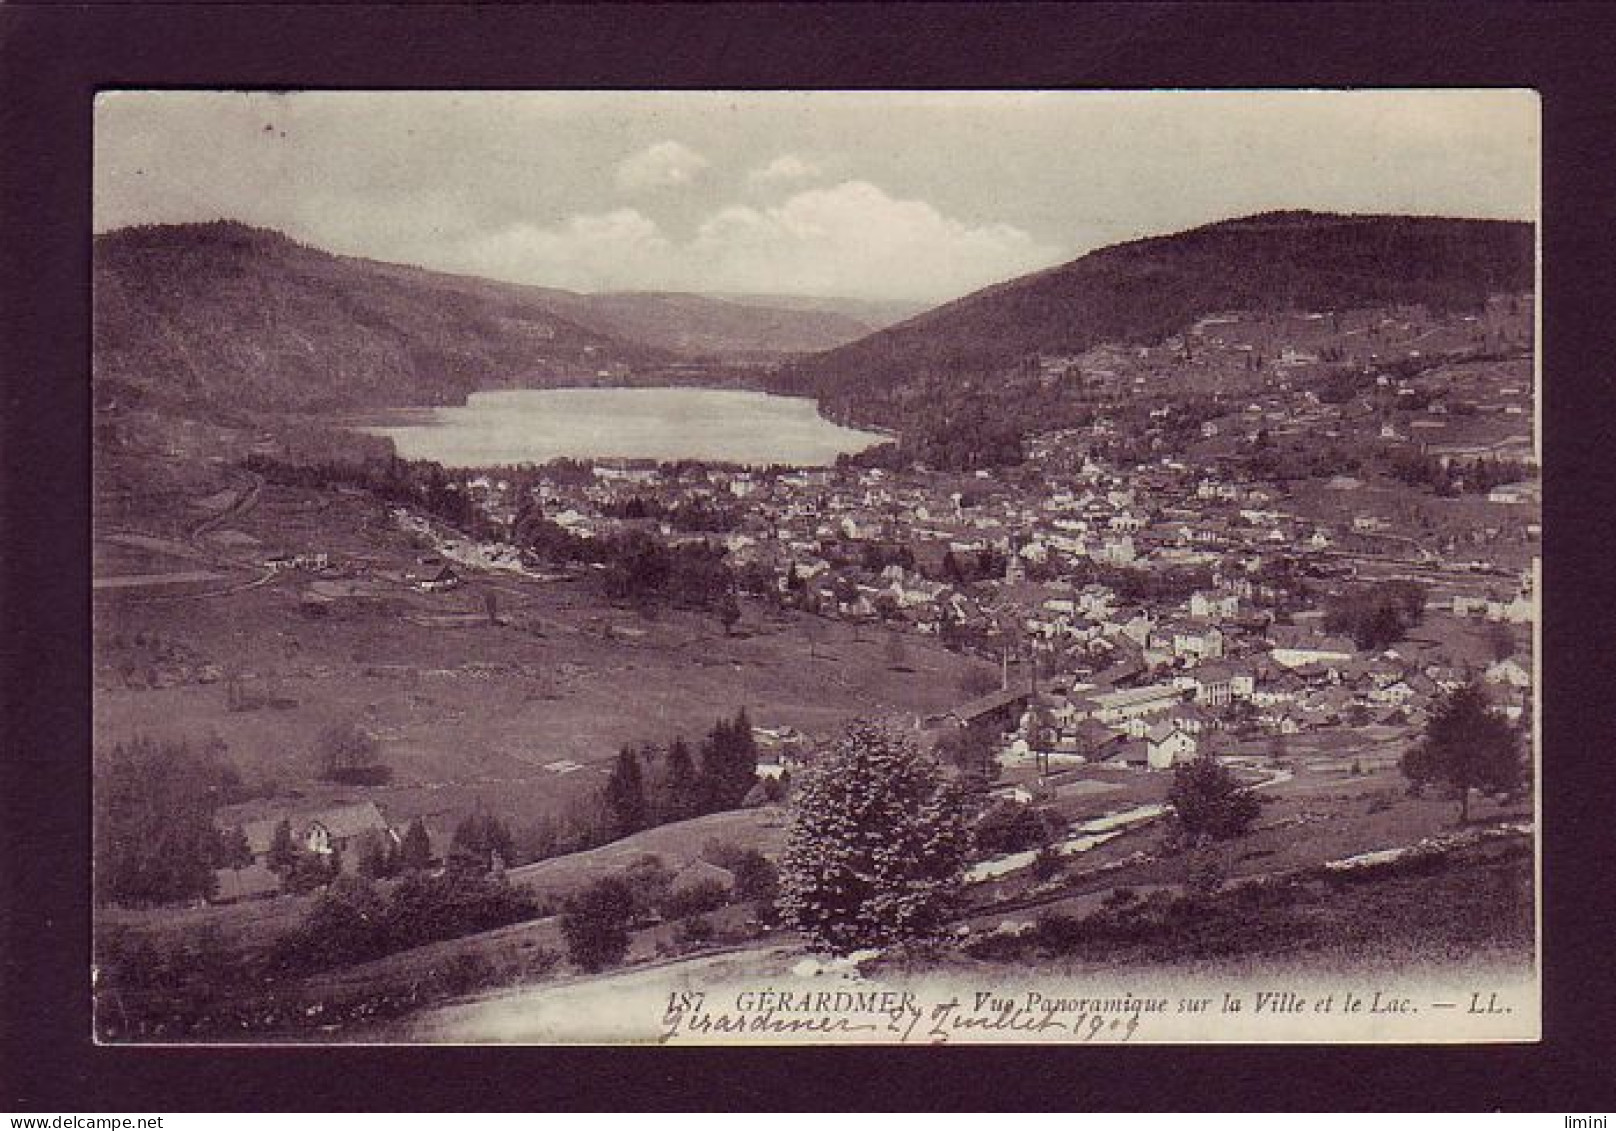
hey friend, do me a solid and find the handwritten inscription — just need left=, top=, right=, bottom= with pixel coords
left=661, top=988, right=1168, bottom=1043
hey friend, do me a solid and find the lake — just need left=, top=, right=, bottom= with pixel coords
left=355, top=387, right=891, bottom=468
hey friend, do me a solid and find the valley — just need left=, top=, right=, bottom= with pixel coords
left=89, top=210, right=1539, bottom=1043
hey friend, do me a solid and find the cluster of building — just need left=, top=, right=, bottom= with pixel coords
left=427, top=429, right=1534, bottom=775
left=265, top=296, right=1538, bottom=785
left=933, top=622, right=1535, bottom=779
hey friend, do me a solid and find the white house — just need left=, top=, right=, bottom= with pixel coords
left=1114, top=610, right=1155, bottom=646
left=1487, top=595, right=1534, bottom=625
left=1146, top=720, right=1198, bottom=771
left=1171, top=624, right=1225, bottom=661
left=1369, top=679, right=1416, bottom=707
left=1097, top=535, right=1138, bottom=566
left=1485, top=657, right=1531, bottom=689
left=238, top=801, right=395, bottom=871
left=1189, top=591, right=1239, bottom=620
left=1187, top=662, right=1236, bottom=707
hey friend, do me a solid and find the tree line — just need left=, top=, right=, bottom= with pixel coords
left=598, top=494, right=741, bottom=532
left=601, top=710, right=766, bottom=840
left=94, top=737, right=253, bottom=907
left=1384, top=449, right=1532, bottom=496
left=94, top=708, right=763, bottom=910
left=250, top=452, right=744, bottom=616
left=244, top=453, right=498, bottom=539
left=1322, top=579, right=1426, bottom=651
left=512, top=505, right=739, bottom=615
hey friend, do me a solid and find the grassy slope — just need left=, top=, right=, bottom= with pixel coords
left=93, top=473, right=997, bottom=837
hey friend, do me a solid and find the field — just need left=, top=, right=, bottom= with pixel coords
left=92, top=456, right=997, bottom=844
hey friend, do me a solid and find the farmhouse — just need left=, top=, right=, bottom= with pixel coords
left=238, top=801, right=395, bottom=868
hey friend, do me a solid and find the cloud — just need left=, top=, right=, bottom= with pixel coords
left=686, top=180, right=1061, bottom=302
left=614, top=141, right=709, bottom=194
left=413, top=180, right=1061, bottom=302
left=746, top=154, right=821, bottom=188
left=449, top=209, right=673, bottom=292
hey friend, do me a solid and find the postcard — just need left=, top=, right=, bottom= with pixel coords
left=89, top=89, right=1539, bottom=1045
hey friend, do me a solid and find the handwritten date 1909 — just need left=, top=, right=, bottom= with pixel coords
left=908, top=997, right=1140, bottom=1043
left=661, top=990, right=1142, bottom=1044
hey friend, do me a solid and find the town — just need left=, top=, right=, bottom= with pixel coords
left=231, top=292, right=1537, bottom=773
left=91, top=278, right=1538, bottom=1039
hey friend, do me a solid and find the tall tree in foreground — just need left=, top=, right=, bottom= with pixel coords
left=356, top=829, right=400, bottom=879
left=1167, top=754, right=1261, bottom=848
left=560, top=875, right=636, bottom=973
left=1401, top=683, right=1525, bottom=823
left=94, top=737, right=240, bottom=907
left=778, top=721, right=972, bottom=954
left=267, top=818, right=299, bottom=875
left=662, top=737, right=701, bottom=822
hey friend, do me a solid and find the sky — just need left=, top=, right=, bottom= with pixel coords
left=94, top=90, right=1539, bottom=305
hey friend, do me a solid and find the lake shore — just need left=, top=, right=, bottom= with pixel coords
left=347, top=385, right=893, bottom=469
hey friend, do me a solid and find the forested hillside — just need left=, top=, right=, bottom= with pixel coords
left=92, top=222, right=883, bottom=414
left=778, top=212, right=1535, bottom=431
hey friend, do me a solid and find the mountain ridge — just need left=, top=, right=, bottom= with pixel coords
left=93, top=212, right=1533, bottom=431
left=776, top=210, right=1535, bottom=430
left=91, top=221, right=890, bottom=413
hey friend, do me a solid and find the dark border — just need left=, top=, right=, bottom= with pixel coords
left=4, top=0, right=1616, bottom=1113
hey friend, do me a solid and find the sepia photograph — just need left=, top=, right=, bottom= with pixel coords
left=89, top=89, right=1540, bottom=1045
